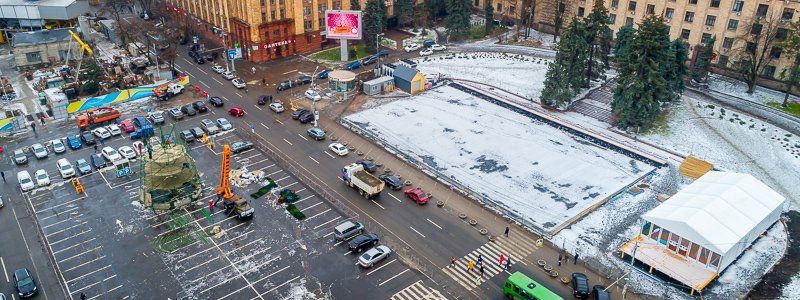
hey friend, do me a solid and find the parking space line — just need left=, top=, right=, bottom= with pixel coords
left=283, top=138, right=293, bottom=146
left=39, top=207, right=79, bottom=221
left=183, top=256, right=219, bottom=273
left=42, top=215, right=81, bottom=229
left=50, top=229, right=91, bottom=245
left=305, top=208, right=331, bottom=220
left=426, top=219, right=443, bottom=230
left=54, top=238, right=97, bottom=254
left=323, top=151, right=336, bottom=158
left=66, top=264, right=111, bottom=284
left=1, top=257, right=8, bottom=282
left=87, top=284, right=123, bottom=300
left=370, top=200, right=386, bottom=210
left=254, top=105, right=263, bottom=111
left=36, top=196, right=85, bottom=213
left=200, top=81, right=211, bottom=89
left=275, top=175, right=291, bottom=182
left=46, top=221, right=88, bottom=237
left=313, top=216, right=342, bottom=230
left=324, top=232, right=335, bottom=238
left=294, top=195, right=314, bottom=204
left=308, top=156, right=320, bottom=164
left=59, top=246, right=102, bottom=263
left=242, top=158, right=269, bottom=168
left=261, top=123, right=269, bottom=130
left=235, top=92, right=244, bottom=98
left=275, top=118, right=283, bottom=124
left=378, top=269, right=410, bottom=286
left=62, top=255, right=106, bottom=273
left=366, top=259, right=397, bottom=276
left=298, top=134, right=309, bottom=141
left=388, top=193, right=403, bottom=203
left=72, top=274, right=116, bottom=293
left=177, top=231, right=255, bottom=264
left=299, top=202, right=324, bottom=212
left=213, top=78, right=224, bottom=85
left=266, top=169, right=283, bottom=177
left=216, top=259, right=285, bottom=299
left=256, top=275, right=301, bottom=298
left=409, top=226, right=426, bottom=238
left=283, top=182, right=298, bottom=188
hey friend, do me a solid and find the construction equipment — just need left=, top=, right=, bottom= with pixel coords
left=342, top=163, right=385, bottom=199
left=77, top=107, right=121, bottom=129
left=216, top=144, right=254, bottom=219
left=67, top=29, right=94, bottom=77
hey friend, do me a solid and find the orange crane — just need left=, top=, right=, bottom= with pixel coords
left=216, top=144, right=234, bottom=199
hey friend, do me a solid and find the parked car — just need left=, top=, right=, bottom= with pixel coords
left=101, top=146, right=122, bottom=161
left=66, top=135, right=81, bottom=150
left=345, top=60, right=362, bottom=70
left=378, top=174, right=403, bottom=190
left=17, top=171, right=34, bottom=192
left=304, top=90, right=321, bottom=101
left=430, top=44, right=446, bottom=51
left=358, top=160, right=377, bottom=173
left=358, top=245, right=391, bottom=268
left=194, top=56, right=205, bottom=64
left=56, top=158, right=75, bottom=179
left=34, top=169, right=50, bottom=187
left=571, top=272, right=590, bottom=298
left=90, top=154, right=105, bottom=169
left=277, top=80, right=294, bottom=91
left=75, top=159, right=92, bottom=175
left=31, top=143, right=48, bottom=159
left=190, top=127, right=205, bottom=138
left=181, top=104, right=197, bottom=116
left=180, top=130, right=195, bottom=143
left=200, top=118, right=220, bottom=134
left=119, top=146, right=137, bottom=159
left=120, top=119, right=136, bottom=132
left=13, top=268, right=38, bottom=298
left=106, top=124, right=122, bottom=136
left=168, top=108, right=184, bottom=120
left=376, top=49, right=389, bottom=57
left=51, top=139, right=66, bottom=154
left=328, top=143, right=348, bottom=156
left=420, top=48, right=434, bottom=56
left=404, top=187, right=430, bottom=205
left=92, top=127, right=111, bottom=139
left=216, top=118, right=233, bottom=131
left=148, top=111, right=165, bottom=125
left=257, top=95, right=272, bottom=106
left=298, top=111, right=314, bottom=123
left=297, top=75, right=312, bottom=85
left=348, top=233, right=379, bottom=253
left=318, top=69, right=332, bottom=79
left=362, top=55, right=379, bottom=65
left=228, top=106, right=246, bottom=117
left=192, top=101, right=208, bottom=113
left=333, top=220, right=364, bottom=241
left=292, top=109, right=309, bottom=120
left=222, top=71, right=235, bottom=80
left=230, top=141, right=254, bottom=153
left=80, top=131, right=96, bottom=145
left=306, top=127, right=325, bottom=140
left=269, top=102, right=285, bottom=113
left=208, top=96, right=224, bottom=107
left=232, top=78, right=246, bottom=89
left=13, top=149, right=28, bottom=165
left=592, top=285, right=611, bottom=300
left=404, top=43, right=421, bottom=52
left=212, top=65, right=225, bottom=73
left=423, top=39, right=435, bottom=48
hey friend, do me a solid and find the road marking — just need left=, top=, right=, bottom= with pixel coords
left=313, top=216, right=342, bottom=230
left=35, top=196, right=85, bottom=212
left=299, top=201, right=323, bottom=212
left=182, top=58, right=192, bottom=64
left=217, top=263, right=286, bottom=299
left=365, top=258, right=396, bottom=276
left=50, top=229, right=91, bottom=245
left=308, top=156, right=320, bottom=164
left=323, top=151, right=336, bottom=158
left=283, top=138, right=293, bottom=146
left=388, top=193, right=403, bottom=203
left=378, top=269, right=410, bottom=286
left=409, top=226, right=426, bottom=238
left=282, top=69, right=298, bottom=75
left=343, top=250, right=352, bottom=256
left=66, top=264, right=111, bottom=284
left=87, top=284, right=123, bottom=300
left=46, top=221, right=88, bottom=237
left=298, top=134, right=309, bottom=141
left=72, top=274, right=117, bottom=293
left=1, top=257, right=8, bottom=282
left=258, top=275, right=301, bottom=297
left=53, top=238, right=97, bottom=254
left=62, top=255, right=106, bottom=273
left=275, top=118, right=283, bottom=124
left=261, top=123, right=269, bottom=130
left=42, top=215, right=81, bottom=229
left=199, top=81, right=211, bottom=88
left=213, top=78, right=224, bottom=85
left=426, top=218, right=443, bottom=230
left=235, top=92, right=243, bottom=98
left=197, top=68, right=208, bottom=75
left=305, top=208, right=331, bottom=220
left=254, top=105, right=263, bottom=111
left=294, top=195, right=314, bottom=204
left=59, top=246, right=102, bottom=263
left=371, top=200, right=385, bottom=210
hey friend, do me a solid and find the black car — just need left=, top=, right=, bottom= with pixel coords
left=90, top=153, right=105, bottom=169
left=376, top=49, right=389, bottom=57
left=13, top=268, right=38, bottom=298
left=571, top=272, right=590, bottom=298
left=378, top=174, right=402, bottom=190
left=188, top=50, right=198, bottom=59
left=298, top=111, right=314, bottom=124
left=297, top=75, right=312, bottom=85
left=194, top=56, right=205, bottom=64
left=359, top=160, right=377, bottom=172
left=257, top=95, right=272, bottom=105
left=180, top=130, right=195, bottom=143
left=190, top=127, right=205, bottom=138
left=292, top=109, right=309, bottom=120
left=592, top=285, right=611, bottom=300
left=277, top=80, right=293, bottom=91
left=203, top=52, right=218, bottom=61
left=208, top=96, right=224, bottom=107
left=348, top=233, right=379, bottom=253
left=181, top=104, right=197, bottom=116
left=80, top=131, right=96, bottom=145
left=193, top=101, right=208, bottom=113
left=179, top=36, right=188, bottom=45
left=362, top=55, right=379, bottom=65
left=230, top=141, right=254, bottom=153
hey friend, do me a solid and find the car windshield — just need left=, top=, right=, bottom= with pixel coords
left=61, top=164, right=71, bottom=170
left=78, top=161, right=89, bottom=168
left=35, top=148, right=45, bottom=153
left=107, top=150, right=118, bottom=156
left=15, top=152, right=24, bottom=158
left=36, top=173, right=46, bottom=179
left=18, top=277, right=33, bottom=286
left=360, top=253, right=371, bottom=260
left=219, top=120, right=229, bottom=125
left=20, top=177, right=31, bottom=184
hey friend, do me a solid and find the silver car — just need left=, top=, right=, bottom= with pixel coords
left=13, top=149, right=27, bottom=165
left=200, top=118, right=220, bottom=134
left=333, top=220, right=363, bottom=241
left=31, top=143, right=48, bottom=159
left=358, top=245, right=391, bottom=268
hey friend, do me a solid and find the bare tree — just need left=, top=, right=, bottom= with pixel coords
left=98, top=0, right=135, bottom=45
left=731, top=12, right=785, bottom=93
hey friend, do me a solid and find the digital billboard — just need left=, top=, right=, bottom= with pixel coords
left=325, top=10, right=363, bottom=40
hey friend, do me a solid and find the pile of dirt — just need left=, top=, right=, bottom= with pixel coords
left=746, top=210, right=800, bottom=298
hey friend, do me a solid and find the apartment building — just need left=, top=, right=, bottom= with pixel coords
left=165, top=0, right=373, bottom=63
left=471, top=0, right=578, bottom=34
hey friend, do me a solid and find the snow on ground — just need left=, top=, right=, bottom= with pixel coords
left=414, top=52, right=551, bottom=100
left=346, top=85, right=654, bottom=232
left=781, top=275, right=800, bottom=299
left=707, top=73, right=800, bottom=106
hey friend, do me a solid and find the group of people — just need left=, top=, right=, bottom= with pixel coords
left=451, top=252, right=512, bottom=279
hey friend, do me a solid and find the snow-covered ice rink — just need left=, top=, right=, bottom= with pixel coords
left=346, top=86, right=656, bottom=231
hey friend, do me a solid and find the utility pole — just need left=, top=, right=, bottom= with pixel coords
left=221, top=33, right=230, bottom=73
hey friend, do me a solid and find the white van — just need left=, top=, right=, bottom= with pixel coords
left=17, top=171, right=34, bottom=192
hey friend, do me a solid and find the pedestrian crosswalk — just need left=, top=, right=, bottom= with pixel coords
left=390, top=280, right=447, bottom=300
left=441, top=230, right=533, bottom=291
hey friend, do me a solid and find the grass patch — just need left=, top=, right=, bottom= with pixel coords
left=286, top=204, right=306, bottom=220
left=767, top=101, right=800, bottom=117
left=309, top=44, right=370, bottom=61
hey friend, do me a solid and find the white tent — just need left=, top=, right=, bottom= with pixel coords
left=642, top=171, right=786, bottom=272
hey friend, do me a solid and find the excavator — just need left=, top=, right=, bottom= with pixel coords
left=216, top=144, right=254, bottom=219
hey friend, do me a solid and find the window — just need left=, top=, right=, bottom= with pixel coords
left=610, top=13, right=617, bottom=23
left=732, top=0, right=743, bottom=13
left=628, top=1, right=636, bottom=11
left=705, top=15, right=716, bottom=26
left=678, top=238, right=690, bottom=256
left=727, top=19, right=739, bottom=31
left=474, top=0, right=478, bottom=6
left=578, top=7, right=585, bottom=17
left=280, top=9, right=285, bottom=18
left=261, top=12, right=266, bottom=23
left=649, top=224, right=661, bottom=240
left=747, top=42, right=756, bottom=53
left=659, top=228, right=671, bottom=245
left=722, top=37, right=734, bottom=49
left=783, top=8, right=794, bottom=21
left=771, top=47, right=783, bottom=59
left=626, top=17, right=634, bottom=26
left=684, top=11, right=694, bottom=23
left=510, top=5, right=515, bottom=14
left=641, top=222, right=652, bottom=235
left=689, top=243, right=700, bottom=260
left=497, top=3, right=502, bottom=12
left=303, top=6, right=310, bottom=16
left=273, top=29, right=280, bottom=36
left=681, top=29, right=691, bottom=39
left=668, top=232, right=680, bottom=251
left=763, top=65, right=777, bottom=78
left=665, top=8, right=674, bottom=19
left=319, top=18, right=325, bottom=28
left=689, top=0, right=697, bottom=4
left=718, top=55, right=729, bottom=66
left=270, top=0, right=274, bottom=5
left=756, top=4, right=769, bottom=18
left=777, top=28, right=788, bottom=40
left=646, top=4, right=654, bottom=14
left=751, top=23, right=763, bottom=35
left=318, top=3, right=326, bottom=12
left=260, top=0, right=265, bottom=4
left=305, top=20, right=313, bottom=30
left=701, top=33, right=712, bottom=44
left=271, top=10, right=276, bottom=20
left=25, top=52, right=41, bottom=63
left=699, top=248, right=710, bottom=264
left=710, top=0, right=720, bottom=8
left=611, top=0, right=619, bottom=8
left=709, top=252, right=721, bottom=269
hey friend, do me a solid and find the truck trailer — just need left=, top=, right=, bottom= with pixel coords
left=342, top=163, right=385, bottom=198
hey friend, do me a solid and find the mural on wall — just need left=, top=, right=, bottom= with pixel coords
left=66, top=75, right=190, bottom=114
left=0, top=117, right=14, bottom=131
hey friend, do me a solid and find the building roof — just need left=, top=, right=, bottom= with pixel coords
left=98, top=19, right=116, bottom=29
left=12, top=27, right=75, bottom=47
left=394, top=65, right=419, bottom=82
left=642, top=171, right=785, bottom=255
left=365, top=76, right=393, bottom=85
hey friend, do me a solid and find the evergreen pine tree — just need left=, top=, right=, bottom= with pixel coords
left=396, top=0, right=414, bottom=26
left=350, top=0, right=361, bottom=10
left=663, top=39, right=689, bottom=101
left=540, top=62, right=572, bottom=107
left=613, top=25, right=634, bottom=63
left=484, top=4, right=494, bottom=36
left=583, top=0, right=612, bottom=87
left=445, top=0, right=471, bottom=40
left=612, top=15, right=671, bottom=130
left=692, top=36, right=715, bottom=83
left=363, top=0, right=385, bottom=53
left=539, top=19, right=589, bottom=108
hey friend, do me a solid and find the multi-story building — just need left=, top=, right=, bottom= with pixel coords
left=165, top=0, right=377, bottom=63
left=471, top=0, right=578, bottom=35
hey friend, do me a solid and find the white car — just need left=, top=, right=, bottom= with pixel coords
left=216, top=118, right=233, bottom=131
left=106, top=124, right=122, bottom=136
left=269, top=102, right=285, bottom=113
left=212, top=65, right=225, bottom=73
left=18, top=171, right=35, bottom=192
left=430, top=44, right=446, bottom=51
left=56, top=158, right=75, bottom=179
left=31, top=143, right=48, bottom=159
left=34, top=169, right=50, bottom=187
left=118, top=146, right=137, bottom=159
left=222, top=71, right=235, bottom=80
left=358, top=245, right=392, bottom=268
left=51, top=139, right=66, bottom=154
left=101, top=146, right=122, bottom=161
left=329, top=143, right=349, bottom=156
left=420, top=48, right=434, bottom=56
left=132, top=141, right=145, bottom=155
left=232, top=78, right=246, bottom=89
left=304, top=90, right=321, bottom=101
left=92, top=127, right=111, bottom=139
left=404, top=43, right=421, bottom=52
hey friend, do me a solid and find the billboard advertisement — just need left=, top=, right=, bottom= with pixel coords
left=325, top=10, right=362, bottom=40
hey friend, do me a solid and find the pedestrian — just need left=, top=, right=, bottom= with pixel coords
left=39, top=115, right=46, bottom=126
left=30, top=122, right=36, bottom=132
left=467, top=259, right=474, bottom=272
left=93, top=144, right=98, bottom=151
left=505, top=256, right=511, bottom=270
left=262, top=78, right=266, bottom=86
left=479, top=265, right=484, bottom=277
left=499, top=253, right=505, bottom=266
left=99, top=137, right=104, bottom=146
left=1, top=171, right=5, bottom=183
left=504, top=226, right=509, bottom=237
left=450, top=256, right=456, bottom=267
left=208, top=199, right=215, bottom=214
left=557, top=253, right=563, bottom=266
left=244, top=87, right=248, bottom=94
left=214, top=194, right=221, bottom=206
left=80, top=293, right=86, bottom=300
left=574, top=252, right=579, bottom=264
left=250, top=124, right=255, bottom=133
left=251, top=67, right=256, bottom=74
left=147, top=146, right=153, bottom=159
left=477, top=254, right=483, bottom=266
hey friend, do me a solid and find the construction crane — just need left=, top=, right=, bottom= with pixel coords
left=66, top=29, right=94, bottom=79
left=216, top=144, right=234, bottom=199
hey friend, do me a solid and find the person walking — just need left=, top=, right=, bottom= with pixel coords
left=213, top=194, right=222, bottom=207
left=30, top=122, right=36, bottom=133
left=1, top=171, right=5, bottom=183
left=557, top=253, right=563, bottom=266
left=93, top=144, right=98, bottom=152
left=574, top=252, right=579, bottom=264
left=251, top=67, right=256, bottom=74
left=450, top=256, right=456, bottom=267
left=80, top=293, right=86, bottom=300
left=504, top=226, right=509, bottom=237
left=467, top=259, right=474, bottom=272
left=262, top=78, right=266, bottom=86
left=479, top=265, right=485, bottom=278
left=99, top=137, right=104, bottom=146
left=498, top=253, right=505, bottom=266
left=505, top=256, right=511, bottom=270
left=208, top=199, right=215, bottom=214
left=477, top=254, right=483, bottom=266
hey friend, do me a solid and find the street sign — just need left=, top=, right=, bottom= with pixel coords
left=234, top=48, right=242, bottom=59
left=117, top=168, right=132, bottom=177
left=227, top=49, right=236, bottom=60
left=192, top=35, right=199, bottom=44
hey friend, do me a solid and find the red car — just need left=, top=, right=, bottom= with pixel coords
left=404, top=187, right=430, bottom=205
left=120, top=119, right=135, bottom=133
left=229, top=106, right=246, bottom=117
